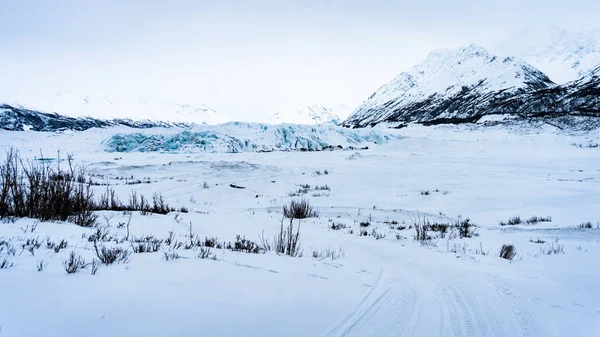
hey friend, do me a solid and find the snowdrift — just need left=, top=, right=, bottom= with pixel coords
left=103, top=122, right=399, bottom=153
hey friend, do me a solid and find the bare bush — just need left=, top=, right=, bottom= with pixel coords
left=98, top=188, right=174, bottom=215
left=499, top=244, right=516, bottom=260
left=312, top=247, right=345, bottom=260
left=131, top=237, right=162, bottom=253
left=93, top=241, right=130, bottom=265
left=63, top=251, right=88, bottom=273
left=163, top=251, right=180, bottom=261
left=0, top=149, right=98, bottom=226
left=21, top=237, right=42, bottom=256
left=91, top=258, right=100, bottom=275
left=197, top=247, right=216, bottom=260
left=283, top=199, right=318, bottom=219
left=228, top=235, right=261, bottom=254
left=47, top=239, right=69, bottom=253
left=541, top=242, right=564, bottom=255
left=499, top=216, right=522, bottom=226
left=36, top=260, right=47, bottom=271
left=0, top=257, right=14, bottom=269
left=258, top=231, right=272, bottom=251
left=456, top=218, right=477, bottom=238
left=330, top=222, right=348, bottom=230
left=413, top=216, right=431, bottom=242
left=274, top=218, right=302, bottom=257
left=525, top=216, right=552, bottom=224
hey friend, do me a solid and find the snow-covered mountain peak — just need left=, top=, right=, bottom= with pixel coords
left=267, top=104, right=352, bottom=125
left=343, top=44, right=558, bottom=127
left=494, top=26, right=600, bottom=83
left=365, top=44, right=552, bottom=108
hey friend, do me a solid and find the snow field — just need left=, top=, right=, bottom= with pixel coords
left=1, top=124, right=599, bottom=337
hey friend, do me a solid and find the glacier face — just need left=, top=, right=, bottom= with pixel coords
left=343, top=44, right=554, bottom=127
left=103, top=122, right=399, bottom=153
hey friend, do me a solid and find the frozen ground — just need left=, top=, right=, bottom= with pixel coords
left=1, top=124, right=599, bottom=337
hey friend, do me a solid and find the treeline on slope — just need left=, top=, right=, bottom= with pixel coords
left=0, top=148, right=178, bottom=226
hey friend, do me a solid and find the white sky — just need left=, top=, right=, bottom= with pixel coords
left=1, top=0, right=599, bottom=120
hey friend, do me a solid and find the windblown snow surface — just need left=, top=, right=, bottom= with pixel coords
left=104, top=122, right=396, bottom=153
left=1, top=123, right=600, bottom=337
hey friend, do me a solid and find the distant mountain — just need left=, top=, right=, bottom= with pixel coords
left=267, top=104, right=352, bottom=125
left=495, top=26, right=600, bottom=83
left=1, top=93, right=229, bottom=125
left=0, top=104, right=188, bottom=132
left=343, top=44, right=554, bottom=127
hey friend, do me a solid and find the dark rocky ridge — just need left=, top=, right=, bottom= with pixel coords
left=342, top=47, right=600, bottom=128
left=0, top=104, right=188, bottom=132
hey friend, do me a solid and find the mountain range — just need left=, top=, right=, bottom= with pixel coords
left=2, top=26, right=600, bottom=131
left=1, top=93, right=229, bottom=126
left=266, top=104, right=352, bottom=125
left=343, top=28, right=600, bottom=128
left=494, top=26, right=600, bottom=84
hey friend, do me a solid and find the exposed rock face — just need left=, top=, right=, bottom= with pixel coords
left=0, top=104, right=187, bottom=132
left=343, top=45, right=600, bottom=128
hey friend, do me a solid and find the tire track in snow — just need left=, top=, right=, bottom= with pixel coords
left=324, top=242, right=546, bottom=337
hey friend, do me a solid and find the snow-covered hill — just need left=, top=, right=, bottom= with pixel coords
left=495, top=26, right=600, bottom=84
left=343, top=44, right=554, bottom=127
left=267, top=104, right=352, bottom=125
left=1, top=93, right=229, bottom=125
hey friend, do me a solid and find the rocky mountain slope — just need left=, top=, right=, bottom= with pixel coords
left=1, top=93, right=228, bottom=125
left=0, top=104, right=188, bottom=132
left=343, top=44, right=557, bottom=127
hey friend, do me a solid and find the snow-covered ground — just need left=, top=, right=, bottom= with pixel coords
left=1, top=124, right=599, bottom=337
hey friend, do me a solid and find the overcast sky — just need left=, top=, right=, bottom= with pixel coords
left=1, top=0, right=599, bottom=119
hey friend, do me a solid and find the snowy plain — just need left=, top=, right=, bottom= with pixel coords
left=0, top=123, right=599, bottom=337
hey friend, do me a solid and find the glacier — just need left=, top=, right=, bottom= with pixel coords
left=103, top=122, right=399, bottom=153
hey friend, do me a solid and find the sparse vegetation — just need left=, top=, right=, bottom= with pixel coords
left=283, top=199, right=318, bottom=219
left=46, top=239, right=68, bottom=253
left=0, top=149, right=98, bottom=226
left=93, top=241, right=130, bottom=265
left=499, top=244, right=516, bottom=260
left=0, top=257, right=14, bottom=269
left=274, top=218, right=302, bottom=257
left=312, top=247, right=345, bottom=260
left=541, top=242, right=564, bottom=255
left=456, top=218, right=477, bottom=238
left=131, top=236, right=162, bottom=253
left=36, top=260, right=48, bottom=271
left=197, top=247, right=216, bottom=260
left=330, top=222, right=348, bottom=230
left=499, top=216, right=522, bottom=226
left=163, top=251, right=180, bottom=261
left=229, top=235, right=261, bottom=254
left=525, top=216, right=552, bottom=224
left=63, top=251, right=87, bottom=273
